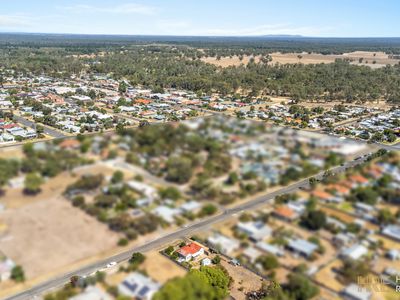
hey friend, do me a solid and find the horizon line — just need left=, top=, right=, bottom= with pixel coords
left=0, top=31, right=400, bottom=39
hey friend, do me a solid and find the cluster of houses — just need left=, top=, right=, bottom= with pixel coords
left=0, top=70, right=267, bottom=143
left=336, top=109, right=400, bottom=143
left=0, top=119, right=37, bottom=143
left=237, top=103, right=379, bottom=131
left=153, top=155, right=400, bottom=300
left=228, top=126, right=366, bottom=186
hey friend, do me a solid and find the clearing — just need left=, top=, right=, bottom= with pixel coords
left=202, top=51, right=400, bottom=69
left=0, top=197, right=120, bottom=279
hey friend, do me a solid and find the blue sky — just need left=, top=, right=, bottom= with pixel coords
left=0, top=0, right=399, bottom=37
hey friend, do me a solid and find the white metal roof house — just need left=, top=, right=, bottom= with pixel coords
left=286, top=238, right=318, bottom=258
left=382, top=225, right=400, bottom=241
left=152, top=206, right=180, bottom=224
left=236, top=221, right=272, bottom=242
left=340, top=244, right=368, bottom=261
left=207, top=233, right=240, bottom=255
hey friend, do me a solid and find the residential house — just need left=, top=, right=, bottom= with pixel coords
left=332, top=233, right=356, bottom=248
left=242, top=246, right=262, bottom=263
left=348, top=175, right=369, bottom=188
left=340, top=244, right=368, bottom=261
left=272, top=206, right=298, bottom=222
left=180, top=201, right=202, bottom=214
left=286, top=238, right=318, bottom=258
left=255, top=241, right=285, bottom=257
left=177, top=243, right=204, bottom=262
left=312, top=189, right=342, bottom=204
left=118, top=272, right=161, bottom=300
left=236, top=221, right=272, bottom=242
left=382, top=225, right=400, bottom=242
left=152, top=206, right=180, bottom=224
left=207, top=233, right=240, bottom=255
left=126, top=180, right=157, bottom=201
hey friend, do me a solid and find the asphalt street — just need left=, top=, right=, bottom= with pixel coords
left=4, top=148, right=380, bottom=300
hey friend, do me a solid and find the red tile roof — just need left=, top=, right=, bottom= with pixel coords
left=312, top=189, right=334, bottom=200
left=274, top=206, right=296, bottom=219
left=349, top=174, right=369, bottom=184
left=177, top=243, right=202, bottom=256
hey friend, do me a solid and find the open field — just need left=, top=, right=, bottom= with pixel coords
left=201, top=55, right=261, bottom=67
left=0, top=197, right=120, bottom=279
left=0, top=163, right=122, bottom=284
left=202, top=51, right=400, bottom=68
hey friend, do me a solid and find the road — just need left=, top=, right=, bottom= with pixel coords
left=13, top=116, right=67, bottom=139
left=5, top=149, right=378, bottom=300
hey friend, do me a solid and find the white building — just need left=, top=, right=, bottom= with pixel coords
left=207, top=233, right=240, bottom=255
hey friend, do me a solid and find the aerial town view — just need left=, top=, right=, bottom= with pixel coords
left=1, top=1, right=400, bottom=300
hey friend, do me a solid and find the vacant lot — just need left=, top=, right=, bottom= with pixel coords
left=313, top=259, right=344, bottom=293
left=202, top=51, right=400, bottom=69
left=141, top=250, right=187, bottom=284
left=0, top=197, right=120, bottom=279
left=221, top=258, right=264, bottom=300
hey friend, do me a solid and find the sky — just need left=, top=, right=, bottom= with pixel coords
left=0, top=0, right=399, bottom=37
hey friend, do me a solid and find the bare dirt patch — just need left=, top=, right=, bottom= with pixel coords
left=201, top=55, right=260, bottom=67
left=221, top=258, right=264, bottom=300
left=140, top=250, right=187, bottom=284
left=0, top=197, right=120, bottom=279
left=202, top=51, right=400, bottom=69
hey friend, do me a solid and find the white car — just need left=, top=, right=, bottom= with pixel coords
left=106, top=261, right=117, bottom=268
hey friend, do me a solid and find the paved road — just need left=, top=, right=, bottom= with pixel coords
left=5, top=149, right=379, bottom=300
left=13, top=116, right=67, bottom=139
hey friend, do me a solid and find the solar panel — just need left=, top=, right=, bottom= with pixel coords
left=123, top=281, right=138, bottom=293
left=138, top=286, right=150, bottom=297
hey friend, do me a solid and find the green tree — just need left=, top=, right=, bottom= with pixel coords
left=111, top=170, right=124, bottom=184
left=285, top=273, right=319, bottom=300
left=340, top=259, right=370, bottom=283
left=226, top=172, right=239, bottom=185
left=118, top=82, right=127, bottom=93
left=159, top=186, right=182, bottom=201
left=348, top=187, right=378, bottom=205
left=154, top=266, right=230, bottom=300
left=129, top=252, right=145, bottom=268
left=199, top=204, right=217, bottom=217
left=24, top=172, right=44, bottom=195
left=377, top=208, right=395, bottom=225
left=301, top=210, right=326, bottom=230
left=257, top=254, right=279, bottom=271
left=11, top=265, right=25, bottom=282
left=166, top=156, right=193, bottom=184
